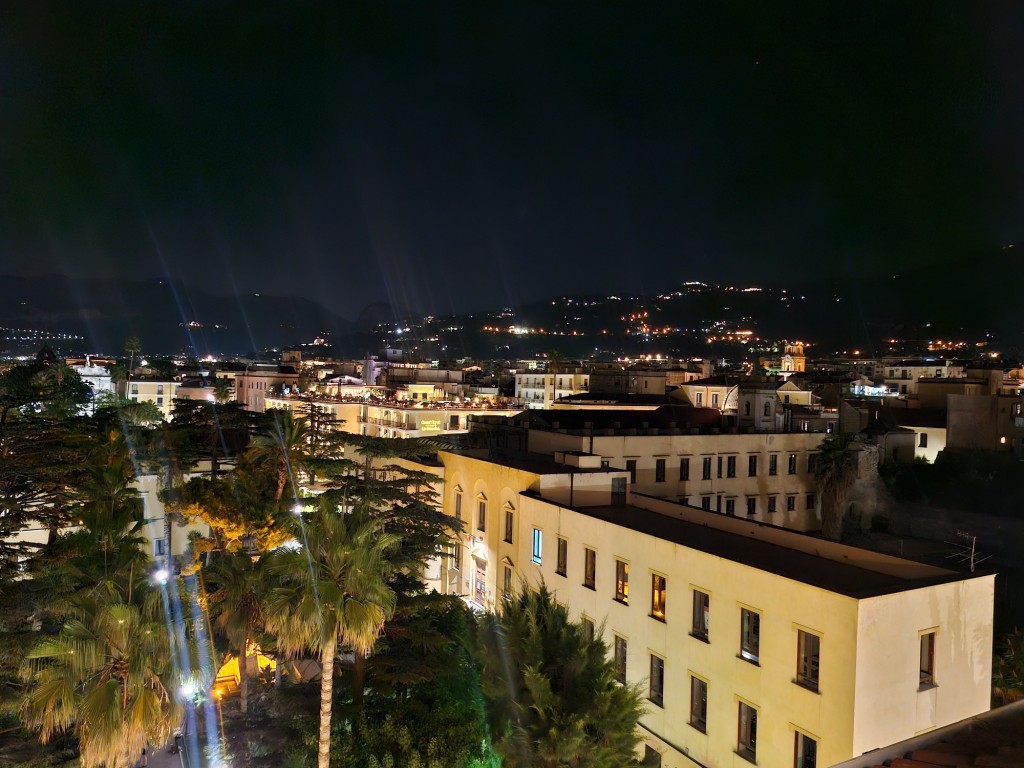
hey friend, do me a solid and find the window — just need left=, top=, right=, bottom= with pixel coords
left=504, top=509, right=513, bottom=543
left=748, top=455, right=758, bottom=477
left=769, top=454, right=778, bottom=476
left=920, top=631, right=936, bottom=687
left=679, top=457, right=690, bottom=481
left=744, top=400, right=751, bottom=416
left=651, top=574, right=667, bottom=620
left=696, top=392, right=703, bottom=407
left=738, top=702, right=758, bottom=762
left=797, top=630, right=821, bottom=691
left=582, top=616, right=595, bottom=642
left=502, top=566, right=512, bottom=600
left=556, top=537, right=568, bottom=576
left=725, top=498, right=736, bottom=516
left=532, top=528, right=543, bottom=564
left=154, top=538, right=168, bottom=557
left=787, top=495, right=796, bottom=512
left=712, top=392, right=719, bottom=407
left=806, top=493, right=816, bottom=510
left=768, top=496, right=777, bottom=514
left=649, top=655, right=665, bottom=706
left=156, top=384, right=164, bottom=395
left=807, top=453, right=819, bottom=474
left=584, top=547, right=596, bottom=589
left=740, top=608, right=760, bottom=663
left=702, top=457, right=712, bottom=480
left=615, top=560, right=629, bottom=604
left=131, top=384, right=138, bottom=395
left=626, top=459, right=637, bottom=484
left=795, top=732, right=818, bottom=768
left=613, top=636, right=627, bottom=683
left=655, top=458, right=666, bottom=483
left=692, top=590, right=709, bottom=640
left=156, top=396, right=164, bottom=406
left=717, top=456, right=723, bottom=478
left=701, top=496, right=711, bottom=510
left=919, top=433, right=928, bottom=448
left=763, top=402, right=771, bottom=417
left=788, top=453, right=798, bottom=474
left=746, top=497, right=756, bottom=516
left=477, top=500, right=486, bottom=532
left=689, top=677, right=708, bottom=732
left=726, top=456, right=736, bottom=478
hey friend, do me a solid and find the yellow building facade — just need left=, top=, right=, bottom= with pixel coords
left=438, top=451, right=995, bottom=767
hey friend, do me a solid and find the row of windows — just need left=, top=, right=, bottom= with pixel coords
left=694, top=493, right=816, bottom=515
left=630, top=452, right=818, bottom=484
left=607, top=638, right=818, bottom=766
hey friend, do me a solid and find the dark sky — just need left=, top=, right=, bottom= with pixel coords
left=1, top=3, right=1022, bottom=320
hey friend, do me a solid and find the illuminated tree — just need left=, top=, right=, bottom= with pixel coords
left=815, top=435, right=859, bottom=541
left=20, top=594, right=185, bottom=768
left=264, top=501, right=399, bottom=768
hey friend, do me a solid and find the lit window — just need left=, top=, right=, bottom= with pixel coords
left=556, top=537, right=567, bottom=576
left=615, top=560, right=629, bottom=604
left=651, top=574, right=667, bottom=621
left=531, top=528, right=542, bottom=564
left=788, top=453, right=798, bottom=474
left=649, top=655, right=665, bottom=706
left=796, top=630, right=821, bottom=691
left=692, top=590, right=709, bottom=640
left=920, top=630, right=936, bottom=688
left=613, top=636, right=627, bottom=683
left=738, top=701, right=758, bottom=762
left=740, top=608, right=760, bottom=663
left=689, top=677, right=707, bottom=732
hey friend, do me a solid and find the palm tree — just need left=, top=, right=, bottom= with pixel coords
left=124, top=336, right=141, bottom=377
left=20, top=593, right=185, bottom=768
left=207, top=550, right=264, bottom=714
left=211, top=377, right=232, bottom=404
left=249, top=409, right=311, bottom=501
left=815, top=434, right=859, bottom=541
left=263, top=501, right=399, bottom=768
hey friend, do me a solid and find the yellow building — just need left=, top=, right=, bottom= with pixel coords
left=120, top=378, right=179, bottom=420
left=438, top=450, right=994, bottom=767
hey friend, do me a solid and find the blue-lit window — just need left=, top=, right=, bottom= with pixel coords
left=532, top=528, right=543, bottom=564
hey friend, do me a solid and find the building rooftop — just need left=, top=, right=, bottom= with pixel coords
left=538, top=495, right=984, bottom=599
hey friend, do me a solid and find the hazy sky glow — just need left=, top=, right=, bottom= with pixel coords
left=1, top=3, right=1022, bottom=319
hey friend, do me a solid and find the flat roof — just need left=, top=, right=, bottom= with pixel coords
left=539, top=499, right=984, bottom=599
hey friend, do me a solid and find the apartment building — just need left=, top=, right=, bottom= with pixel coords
left=233, top=366, right=300, bottom=412
left=515, top=370, right=591, bottom=409
left=119, top=378, right=179, bottom=420
left=437, top=450, right=994, bottom=768
left=881, top=359, right=965, bottom=397
left=495, top=410, right=828, bottom=531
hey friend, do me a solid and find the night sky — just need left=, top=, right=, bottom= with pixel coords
left=1, top=3, right=1021, bottom=320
